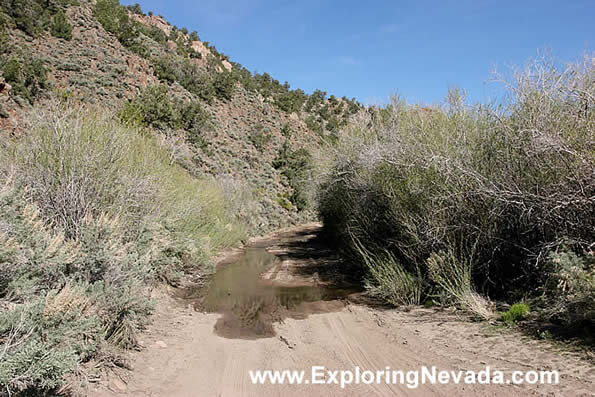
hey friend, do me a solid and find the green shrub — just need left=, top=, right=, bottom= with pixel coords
left=0, top=0, right=78, bottom=38
left=152, top=56, right=216, bottom=103
left=173, top=35, right=201, bottom=59
left=134, top=84, right=177, bottom=130
left=543, top=249, right=594, bottom=326
left=146, top=24, right=168, bottom=44
left=1, top=0, right=49, bottom=37
left=318, top=103, right=331, bottom=120
left=304, top=89, right=326, bottom=112
left=126, top=3, right=144, bottom=15
left=0, top=11, right=9, bottom=47
left=94, top=0, right=126, bottom=35
left=190, top=73, right=216, bottom=103
left=118, top=99, right=145, bottom=126
left=50, top=10, right=73, bottom=40
left=280, top=123, right=292, bottom=138
left=0, top=56, right=48, bottom=104
left=94, top=0, right=148, bottom=56
left=275, top=90, right=306, bottom=113
left=0, top=103, right=8, bottom=118
left=178, top=100, right=210, bottom=145
left=120, top=86, right=211, bottom=145
left=119, top=85, right=177, bottom=130
left=305, top=115, right=323, bottom=135
left=152, top=55, right=179, bottom=83
left=249, top=126, right=272, bottom=152
left=213, top=71, right=235, bottom=101
left=325, top=117, right=341, bottom=132
left=273, top=142, right=312, bottom=211
left=0, top=307, right=80, bottom=394
left=501, top=303, right=530, bottom=324
left=276, top=195, right=292, bottom=211
left=232, top=64, right=258, bottom=92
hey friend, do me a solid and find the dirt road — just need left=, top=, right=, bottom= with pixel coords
left=89, top=225, right=594, bottom=396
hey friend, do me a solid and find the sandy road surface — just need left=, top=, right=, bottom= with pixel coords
left=89, top=225, right=594, bottom=397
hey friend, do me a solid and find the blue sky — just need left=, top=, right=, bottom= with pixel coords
left=121, top=0, right=593, bottom=105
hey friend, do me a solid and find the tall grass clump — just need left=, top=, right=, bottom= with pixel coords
left=357, top=244, right=423, bottom=307
left=0, top=103, right=247, bottom=394
left=426, top=249, right=492, bottom=320
left=316, top=54, right=594, bottom=323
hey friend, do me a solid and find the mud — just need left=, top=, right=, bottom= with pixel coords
left=187, top=225, right=362, bottom=339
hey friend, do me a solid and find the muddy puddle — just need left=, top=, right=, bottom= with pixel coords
left=188, top=244, right=360, bottom=339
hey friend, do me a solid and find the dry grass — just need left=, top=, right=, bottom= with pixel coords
left=426, top=250, right=493, bottom=320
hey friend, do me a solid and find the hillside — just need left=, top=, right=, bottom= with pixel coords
left=0, top=0, right=360, bottom=232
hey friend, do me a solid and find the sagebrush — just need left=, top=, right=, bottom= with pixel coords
left=0, top=104, right=247, bottom=394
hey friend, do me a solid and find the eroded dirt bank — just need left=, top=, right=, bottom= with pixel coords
left=90, top=224, right=594, bottom=396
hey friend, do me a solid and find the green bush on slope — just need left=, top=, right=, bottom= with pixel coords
left=119, top=85, right=211, bottom=146
left=0, top=56, right=48, bottom=104
left=94, top=0, right=149, bottom=57
left=273, top=142, right=313, bottom=211
left=152, top=55, right=216, bottom=103
left=0, top=0, right=78, bottom=38
left=50, top=10, right=73, bottom=40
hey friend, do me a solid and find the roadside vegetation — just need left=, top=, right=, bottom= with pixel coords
left=316, top=55, right=594, bottom=332
left=0, top=103, right=248, bottom=395
left=0, top=55, right=48, bottom=105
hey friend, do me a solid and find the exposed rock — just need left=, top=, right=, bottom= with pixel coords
left=0, top=77, right=10, bottom=95
left=131, top=13, right=172, bottom=36
left=221, top=59, right=232, bottom=72
left=191, top=40, right=211, bottom=59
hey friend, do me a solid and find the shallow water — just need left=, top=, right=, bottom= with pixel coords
left=199, top=247, right=357, bottom=339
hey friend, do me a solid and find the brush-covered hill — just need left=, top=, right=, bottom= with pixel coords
left=0, top=0, right=361, bottom=232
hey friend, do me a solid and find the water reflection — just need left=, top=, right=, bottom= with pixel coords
left=200, top=248, right=356, bottom=339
